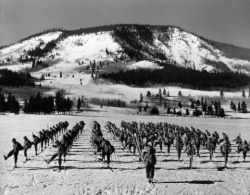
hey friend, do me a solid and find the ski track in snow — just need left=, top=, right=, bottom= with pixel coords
left=0, top=114, right=250, bottom=195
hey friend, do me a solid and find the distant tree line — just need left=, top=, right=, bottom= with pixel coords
left=230, top=101, right=248, bottom=113
left=55, top=91, right=73, bottom=114
left=190, top=98, right=225, bottom=117
left=89, top=97, right=126, bottom=108
left=0, top=91, right=20, bottom=114
left=23, top=91, right=73, bottom=114
left=0, top=69, right=34, bottom=87
left=100, top=64, right=250, bottom=90
left=23, top=92, right=54, bottom=114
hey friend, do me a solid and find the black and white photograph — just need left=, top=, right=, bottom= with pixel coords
left=0, top=0, right=250, bottom=194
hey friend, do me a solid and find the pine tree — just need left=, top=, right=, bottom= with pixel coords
left=167, top=107, right=171, bottom=114
left=167, top=91, right=170, bottom=97
left=163, top=89, right=166, bottom=96
left=191, top=101, right=195, bottom=109
left=159, top=89, right=162, bottom=97
left=0, top=93, right=6, bottom=112
left=242, top=90, right=246, bottom=97
left=66, top=98, right=73, bottom=113
left=6, top=93, right=20, bottom=114
left=202, top=100, right=207, bottom=113
left=146, top=91, right=151, bottom=97
left=23, top=99, right=29, bottom=113
left=196, top=100, right=201, bottom=107
left=144, top=102, right=149, bottom=111
left=214, top=101, right=219, bottom=115
left=232, top=103, right=236, bottom=111
left=186, top=108, right=190, bottom=116
left=139, top=93, right=143, bottom=103
left=40, top=74, right=45, bottom=81
left=220, top=90, right=224, bottom=98
left=238, top=102, right=241, bottom=112
left=207, top=104, right=214, bottom=115
left=55, top=90, right=65, bottom=113
left=178, top=91, right=182, bottom=97
left=241, top=101, right=248, bottom=113
left=230, top=101, right=234, bottom=110
left=219, top=108, right=225, bottom=117
left=77, top=98, right=82, bottom=111
left=164, top=101, right=167, bottom=109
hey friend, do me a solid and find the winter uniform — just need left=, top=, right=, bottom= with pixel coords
left=23, top=136, right=33, bottom=161
left=143, top=146, right=157, bottom=182
left=46, top=140, right=66, bottom=170
left=99, top=138, right=115, bottom=165
left=32, top=134, right=40, bottom=155
left=241, top=141, right=249, bottom=161
left=4, top=139, right=23, bottom=167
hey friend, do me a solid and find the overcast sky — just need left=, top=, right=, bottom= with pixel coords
left=0, top=0, right=250, bottom=48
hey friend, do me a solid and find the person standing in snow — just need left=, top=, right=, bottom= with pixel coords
left=45, top=140, right=66, bottom=170
left=32, top=133, right=40, bottom=155
left=23, top=136, right=33, bottom=162
left=143, top=145, right=157, bottom=183
left=4, top=138, right=23, bottom=168
left=219, top=134, right=231, bottom=168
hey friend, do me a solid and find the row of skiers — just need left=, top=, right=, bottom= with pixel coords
left=105, top=121, right=157, bottom=183
left=3, top=121, right=69, bottom=169
left=105, top=121, right=249, bottom=168
left=45, top=121, right=85, bottom=170
left=90, top=121, right=115, bottom=166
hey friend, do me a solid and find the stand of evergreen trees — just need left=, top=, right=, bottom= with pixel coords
left=100, top=64, right=250, bottom=90
left=23, top=93, right=54, bottom=114
left=230, top=100, right=248, bottom=113
left=55, top=91, right=73, bottom=114
left=0, top=91, right=20, bottom=113
left=190, top=98, right=225, bottom=117
left=23, top=91, right=73, bottom=114
left=0, top=69, right=34, bottom=87
left=89, top=97, right=126, bottom=108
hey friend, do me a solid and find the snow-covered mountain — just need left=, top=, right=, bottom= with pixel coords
left=1, top=24, right=250, bottom=74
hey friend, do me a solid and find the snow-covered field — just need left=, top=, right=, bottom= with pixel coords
left=0, top=112, right=250, bottom=195
left=29, top=61, right=250, bottom=103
